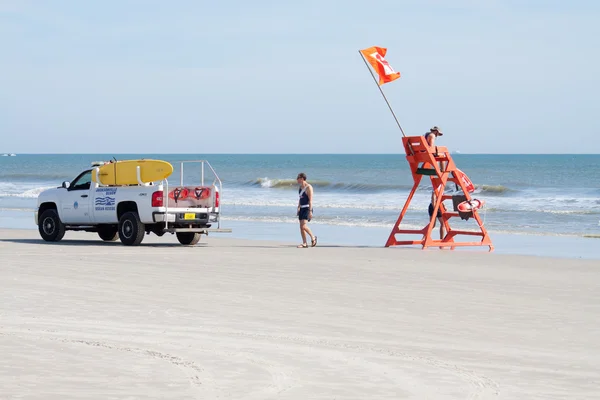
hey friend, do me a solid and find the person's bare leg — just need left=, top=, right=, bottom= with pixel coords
left=304, top=224, right=315, bottom=244
left=299, top=220, right=308, bottom=246
left=439, top=217, right=446, bottom=240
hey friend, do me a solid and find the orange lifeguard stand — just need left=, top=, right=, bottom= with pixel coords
left=385, top=135, right=493, bottom=251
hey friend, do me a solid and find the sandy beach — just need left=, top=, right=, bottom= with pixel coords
left=1, top=228, right=599, bottom=399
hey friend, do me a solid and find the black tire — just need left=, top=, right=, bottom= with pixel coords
left=176, top=232, right=201, bottom=245
left=118, top=212, right=145, bottom=246
left=38, top=209, right=66, bottom=242
left=98, top=226, right=118, bottom=241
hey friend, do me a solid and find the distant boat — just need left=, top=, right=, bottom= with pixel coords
left=9, top=153, right=16, bottom=156
left=2, top=153, right=16, bottom=156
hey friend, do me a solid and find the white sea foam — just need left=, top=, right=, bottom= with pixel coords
left=0, top=207, right=36, bottom=212
left=222, top=186, right=599, bottom=214
left=0, top=183, right=55, bottom=198
left=222, top=199, right=428, bottom=211
left=1, top=182, right=596, bottom=216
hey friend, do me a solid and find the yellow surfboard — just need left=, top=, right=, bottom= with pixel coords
left=92, top=159, right=174, bottom=185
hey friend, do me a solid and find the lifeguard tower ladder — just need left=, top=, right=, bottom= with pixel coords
left=385, top=136, right=493, bottom=251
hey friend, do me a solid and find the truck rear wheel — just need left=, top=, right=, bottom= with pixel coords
left=118, top=212, right=145, bottom=246
left=38, top=209, right=66, bottom=242
left=176, top=232, right=201, bottom=245
left=98, top=226, right=118, bottom=241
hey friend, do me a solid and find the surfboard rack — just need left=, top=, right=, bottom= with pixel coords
left=385, top=135, right=493, bottom=251
left=135, top=166, right=150, bottom=186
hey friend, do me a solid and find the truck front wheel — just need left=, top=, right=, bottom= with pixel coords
left=38, top=209, right=66, bottom=242
left=118, top=212, right=145, bottom=246
left=176, top=232, right=201, bottom=245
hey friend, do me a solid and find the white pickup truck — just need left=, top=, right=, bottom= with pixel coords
left=35, top=160, right=231, bottom=246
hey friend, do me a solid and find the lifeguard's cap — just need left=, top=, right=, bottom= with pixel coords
left=430, top=126, right=443, bottom=135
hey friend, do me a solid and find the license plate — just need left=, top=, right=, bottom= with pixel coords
left=183, top=213, right=196, bottom=220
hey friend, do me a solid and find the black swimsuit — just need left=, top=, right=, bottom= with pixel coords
left=298, top=186, right=310, bottom=220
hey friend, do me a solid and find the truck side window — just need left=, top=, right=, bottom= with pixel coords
left=69, top=170, right=92, bottom=191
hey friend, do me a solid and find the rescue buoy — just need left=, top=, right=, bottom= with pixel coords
left=192, top=187, right=211, bottom=200
left=455, top=168, right=475, bottom=193
left=169, top=187, right=189, bottom=202
left=457, top=198, right=485, bottom=212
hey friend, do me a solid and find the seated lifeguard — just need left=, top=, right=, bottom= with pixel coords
left=424, top=126, right=443, bottom=147
left=424, top=125, right=446, bottom=171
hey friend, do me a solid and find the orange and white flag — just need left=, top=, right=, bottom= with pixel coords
left=359, top=46, right=401, bottom=85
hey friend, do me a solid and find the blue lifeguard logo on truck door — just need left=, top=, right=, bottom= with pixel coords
left=95, top=187, right=117, bottom=211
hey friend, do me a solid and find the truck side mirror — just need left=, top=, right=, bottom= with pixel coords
left=61, top=181, right=70, bottom=189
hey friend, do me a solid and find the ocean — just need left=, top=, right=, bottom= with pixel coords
left=1, top=153, right=600, bottom=256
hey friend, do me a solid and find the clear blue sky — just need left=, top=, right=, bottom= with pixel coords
left=1, top=0, right=598, bottom=154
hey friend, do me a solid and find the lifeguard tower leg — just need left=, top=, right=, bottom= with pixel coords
left=385, top=179, right=422, bottom=247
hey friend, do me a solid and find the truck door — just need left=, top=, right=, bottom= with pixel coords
left=61, top=170, right=92, bottom=224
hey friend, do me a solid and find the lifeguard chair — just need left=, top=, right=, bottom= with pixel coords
left=385, top=135, right=493, bottom=251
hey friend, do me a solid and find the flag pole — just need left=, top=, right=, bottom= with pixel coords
left=358, top=50, right=406, bottom=137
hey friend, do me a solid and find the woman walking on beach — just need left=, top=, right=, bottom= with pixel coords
left=296, top=172, right=317, bottom=248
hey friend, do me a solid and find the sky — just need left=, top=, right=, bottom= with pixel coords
left=1, top=0, right=599, bottom=154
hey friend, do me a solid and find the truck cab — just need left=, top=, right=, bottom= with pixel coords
left=55, top=168, right=94, bottom=224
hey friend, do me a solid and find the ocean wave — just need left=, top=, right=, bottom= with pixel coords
left=251, top=178, right=327, bottom=189
left=242, top=179, right=599, bottom=201
left=0, top=186, right=55, bottom=198
left=249, top=177, right=417, bottom=192
left=473, top=185, right=514, bottom=195
left=0, top=172, right=71, bottom=180
left=248, top=177, right=520, bottom=196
